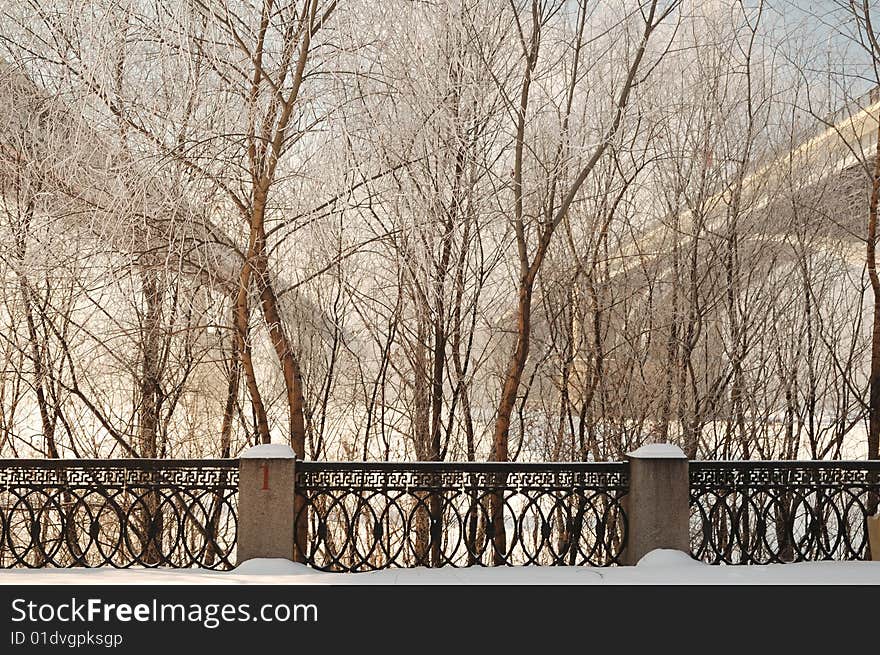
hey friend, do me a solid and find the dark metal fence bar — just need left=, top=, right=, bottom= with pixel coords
left=0, top=459, right=239, bottom=569
left=294, top=461, right=629, bottom=572
left=689, top=460, right=880, bottom=564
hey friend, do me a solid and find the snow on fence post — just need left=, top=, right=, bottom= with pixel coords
left=237, top=444, right=297, bottom=565
left=623, top=444, right=690, bottom=565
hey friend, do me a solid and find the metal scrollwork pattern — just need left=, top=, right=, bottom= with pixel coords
left=690, top=461, right=880, bottom=564
left=0, top=459, right=239, bottom=569
left=294, top=462, right=629, bottom=571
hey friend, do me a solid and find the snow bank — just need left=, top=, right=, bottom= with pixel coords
left=1, top=551, right=879, bottom=585
left=635, top=549, right=704, bottom=568
left=233, top=559, right=313, bottom=576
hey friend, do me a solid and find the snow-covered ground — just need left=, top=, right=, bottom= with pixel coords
left=1, top=550, right=879, bottom=585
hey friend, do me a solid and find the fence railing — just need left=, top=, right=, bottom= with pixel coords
left=0, top=459, right=239, bottom=569
left=690, top=460, right=880, bottom=564
left=1, top=455, right=878, bottom=570
left=294, top=461, right=628, bottom=571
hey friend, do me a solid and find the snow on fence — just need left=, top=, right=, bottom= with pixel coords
left=0, top=456, right=878, bottom=570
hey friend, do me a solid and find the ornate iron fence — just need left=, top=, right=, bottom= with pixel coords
left=0, top=459, right=239, bottom=569
left=3, top=457, right=878, bottom=571
left=294, top=461, right=629, bottom=572
left=690, top=461, right=880, bottom=564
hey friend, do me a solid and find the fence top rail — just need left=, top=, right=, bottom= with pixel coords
left=0, top=458, right=875, bottom=470
left=0, top=458, right=240, bottom=470
left=0, top=458, right=626, bottom=471
left=691, top=459, right=880, bottom=471
left=296, top=460, right=628, bottom=473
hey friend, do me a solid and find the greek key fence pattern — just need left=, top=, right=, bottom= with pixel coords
left=690, top=461, right=880, bottom=563
left=0, top=460, right=239, bottom=569
left=294, top=462, right=629, bottom=572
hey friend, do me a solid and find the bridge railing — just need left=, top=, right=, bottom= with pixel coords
left=294, top=461, right=629, bottom=571
left=0, top=459, right=239, bottom=569
left=690, top=460, right=880, bottom=564
left=0, top=455, right=878, bottom=570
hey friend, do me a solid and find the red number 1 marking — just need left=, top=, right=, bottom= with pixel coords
left=261, top=463, right=270, bottom=490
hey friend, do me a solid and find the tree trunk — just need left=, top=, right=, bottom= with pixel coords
left=866, top=123, right=880, bottom=531
left=233, top=225, right=271, bottom=446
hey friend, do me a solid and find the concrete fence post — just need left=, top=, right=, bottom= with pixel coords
left=623, top=444, right=690, bottom=566
left=868, top=513, right=880, bottom=561
left=237, top=444, right=297, bottom=565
